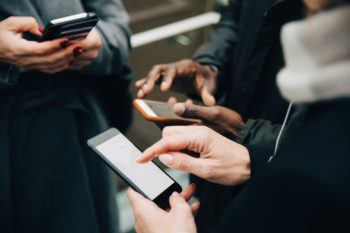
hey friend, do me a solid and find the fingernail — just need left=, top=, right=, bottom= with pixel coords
left=135, top=156, right=142, bottom=163
left=73, top=47, right=82, bottom=57
left=172, top=192, right=179, bottom=197
left=60, top=39, right=70, bottom=48
left=137, top=90, right=144, bottom=98
left=38, top=26, right=44, bottom=33
left=159, top=154, right=173, bottom=165
left=161, top=81, right=168, bottom=91
left=173, top=103, right=186, bottom=115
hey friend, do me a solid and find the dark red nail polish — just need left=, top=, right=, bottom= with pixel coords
left=60, top=39, right=70, bottom=48
left=73, top=47, right=83, bottom=57
left=38, top=26, right=44, bottom=33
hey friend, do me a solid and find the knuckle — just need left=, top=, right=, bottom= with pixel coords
left=202, top=166, right=214, bottom=180
left=175, top=202, right=191, bottom=213
left=162, top=127, right=172, bottom=137
left=175, top=157, right=189, bottom=171
left=210, top=107, right=221, bottom=121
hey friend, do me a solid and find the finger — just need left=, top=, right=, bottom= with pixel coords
left=160, top=67, right=176, bottom=91
left=173, top=103, right=214, bottom=121
left=158, top=152, right=211, bottom=177
left=127, top=188, right=158, bottom=214
left=201, top=86, right=216, bottom=106
left=138, top=127, right=205, bottom=163
left=169, top=192, right=192, bottom=214
left=190, top=201, right=200, bottom=215
left=180, top=183, right=196, bottom=201
left=24, top=44, right=76, bottom=68
left=142, top=65, right=166, bottom=94
left=33, top=62, right=70, bottom=74
left=137, top=89, right=145, bottom=98
left=5, top=16, right=41, bottom=36
left=162, top=125, right=195, bottom=137
left=185, top=99, right=194, bottom=105
left=19, top=38, right=70, bottom=57
left=167, top=97, right=177, bottom=105
left=135, top=78, right=146, bottom=88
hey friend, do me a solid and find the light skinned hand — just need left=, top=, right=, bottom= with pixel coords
left=135, top=59, right=217, bottom=106
left=0, top=16, right=80, bottom=74
left=137, top=126, right=251, bottom=186
left=173, top=103, right=245, bottom=138
left=127, top=184, right=199, bottom=233
left=69, top=28, right=102, bottom=70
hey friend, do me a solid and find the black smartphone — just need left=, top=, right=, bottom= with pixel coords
left=87, top=128, right=182, bottom=209
left=41, top=12, right=99, bottom=41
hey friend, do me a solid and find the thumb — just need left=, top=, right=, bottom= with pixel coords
left=5, top=17, right=42, bottom=36
left=173, top=103, right=216, bottom=122
left=169, top=192, right=191, bottom=213
left=201, top=86, right=216, bottom=106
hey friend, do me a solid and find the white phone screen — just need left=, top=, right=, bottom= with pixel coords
left=95, top=133, right=174, bottom=200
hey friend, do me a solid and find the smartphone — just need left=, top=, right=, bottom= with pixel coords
left=41, top=12, right=99, bottom=41
left=87, top=128, right=182, bottom=209
left=133, top=99, right=202, bottom=125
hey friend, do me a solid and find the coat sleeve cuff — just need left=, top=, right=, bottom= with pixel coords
left=246, top=144, right=272, bottom=179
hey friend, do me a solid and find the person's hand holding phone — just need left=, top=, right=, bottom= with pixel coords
left=135, top=59, right=218, bottom=106
left=69, top=28, right=102, bottom=70
left=174, top=103, right=245, bottom=138
left=127, top=184, right=199, bottom=233
left=137, top=126, right=251, bottom=186
left=0, top=17, right=81, bottom=74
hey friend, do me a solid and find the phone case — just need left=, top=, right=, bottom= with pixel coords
left=133, top=99, right=202, bottom=125
left=42, top=13, right=99, bottom=41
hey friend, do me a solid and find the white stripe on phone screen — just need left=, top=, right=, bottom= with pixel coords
left=135, top=100, right=157, bottom=117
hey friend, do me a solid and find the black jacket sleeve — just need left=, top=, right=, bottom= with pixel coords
left=237, top=119, right=281, bottom=178
left=212, top=100, right=350, bottom=233
left=193, top=0, right=242, bottom=71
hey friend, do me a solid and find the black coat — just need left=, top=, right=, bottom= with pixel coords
left=212, top=99, right=350, bottom=233
left=192, top=0, right=303, bottom=232
left=0, top=1, right=132, bottom=232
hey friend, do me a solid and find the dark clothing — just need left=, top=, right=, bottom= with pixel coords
left=192, top=1, right=303, bottom=232
left=213, top=99, right=350, bottom=233
left=0, top=1, right=131, bottom=232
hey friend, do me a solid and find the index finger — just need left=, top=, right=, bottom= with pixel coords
left=137, top=127, right=204, bottom=163
left=20, top=38, right=68, bottom=56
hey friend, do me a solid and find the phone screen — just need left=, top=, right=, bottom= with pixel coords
left=95, top=133, right=174, bottom=200
left=136, top=99, right=181, bottom=119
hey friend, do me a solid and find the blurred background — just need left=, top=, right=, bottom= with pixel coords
left=117, top=1, right=227, bottom=232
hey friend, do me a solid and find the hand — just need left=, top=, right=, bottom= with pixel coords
left=135, top=59, right=218, bottom=106
left=69, top=28, right=102, bottom=70
left=137, top=126, right=251, bottom=186
left=174, top=103, right=245, bottom=138
left=0, top=16, right=80, bottom=74
left=127, top=184, right=199, bottom=233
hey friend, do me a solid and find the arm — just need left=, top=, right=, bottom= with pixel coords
left=193, top=0, right=242, bottom=71
left=81, top=0, right=131, bottom=75
left=193, top=0, right=242, bottom=100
